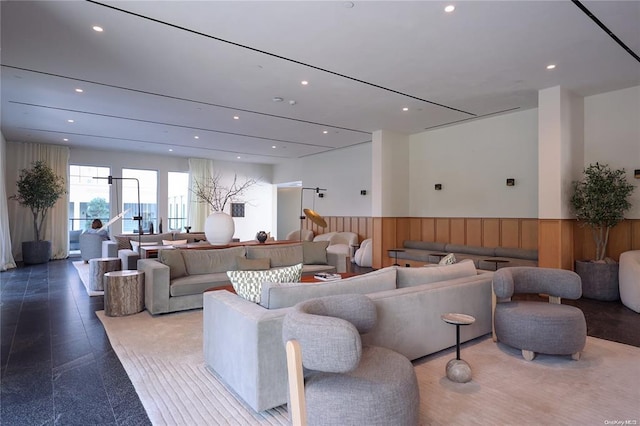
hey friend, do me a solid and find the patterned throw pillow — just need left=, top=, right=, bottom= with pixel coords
left=227, top=263, right=303, bottom=303
left=439, top=253, right=457, bottom=265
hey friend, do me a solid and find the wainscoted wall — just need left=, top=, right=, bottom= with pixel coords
left=309, top=216, right=640, bottom=270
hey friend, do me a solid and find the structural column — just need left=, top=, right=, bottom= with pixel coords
left=537, top=86, right=584, bottom=269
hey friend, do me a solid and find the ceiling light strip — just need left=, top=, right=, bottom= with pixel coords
left=422, top=107, right=521, bottom=131
left=572, top=0, right=640, bottom=63
left=86, top=0, right=477, bottom=116
left=0, top=64, right=369, bottom=135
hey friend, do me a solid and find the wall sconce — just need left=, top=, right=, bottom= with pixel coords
left=318, top=193, right=325, bottom=198
left=434, top=184, right=442, bottom=190
left=506, top=178, right=515, bottom=186
left=635, top=169, right=640, bottom=179
left=360, top=190, right=367, bottom=195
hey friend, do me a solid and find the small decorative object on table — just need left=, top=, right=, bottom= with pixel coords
left=314, top=272, right=342, bottom=281
left=256, top=231, right=268, bottom=243
left=184, top=226, right=191, bottom=233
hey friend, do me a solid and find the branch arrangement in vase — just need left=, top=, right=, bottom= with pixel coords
left=192, top=173, right=257, bottom=212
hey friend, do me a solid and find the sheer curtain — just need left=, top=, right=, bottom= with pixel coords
left=188, top=158, right=213, bottom=232
left=6, top=142, right=70, bottom=261
left=0, top=134, right=17, bottom=270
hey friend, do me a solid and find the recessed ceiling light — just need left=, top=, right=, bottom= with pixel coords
left=75, top=88, right=84, bottom=93
left=444, top=5, right=455, bottom=13
left=92, top=26, right=104, bottom=32
left=169, top=149, right=173, bottom=152
left=194, top=135, right=199, bottom=139
left=273, top=97, right=284, bottom=102
left=67, top=119, right=74, bottom=123
left=301, top=81, right=309, bottom=86
left=546, top=64, right=556, bottom=70
left=63, top=138, right=69, bottom=142
left=323, top=130, right=328, bottom=134
left=233, top=116, right=240, bottom=120
left=402, top=107, right=409, bottom=111
left=272, top=145, right=277, bottom=149
left=237, top=156, right=241, bottom=159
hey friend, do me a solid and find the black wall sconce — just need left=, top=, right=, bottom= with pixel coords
left=635, top=169, right=640, bottom=179
left=434, top=184, right=442, bottom=190
left=318, top=192, right=325, bottom=198
left=360, top=190, right=367, bottom=195
left=506, top=178, right=515, bottom=186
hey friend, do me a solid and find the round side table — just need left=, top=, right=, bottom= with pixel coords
left=104, top=270, right=145, bottom=317
left=88, top=257, right=121, bottom=291
left=441, top=313, right=476, bottom=383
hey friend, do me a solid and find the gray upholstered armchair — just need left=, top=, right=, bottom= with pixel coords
left=492, top=267, right=587, bottom=361
left=79, top=233, right=108, bottom=263
left=282, top=294, right=419, bottom=426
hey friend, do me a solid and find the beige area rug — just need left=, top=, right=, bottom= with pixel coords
left=72, top=260, right=103, bottom=296
left=98, top=309, right=640, bottom=426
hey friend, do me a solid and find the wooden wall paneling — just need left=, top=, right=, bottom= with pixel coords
left=500, top=219, right=520, bottom=248
left=358, top=218, right=368, bottom=241
left=607, top=221, right=631, bottom=261
left=466, top=219, right=482, bottom=246
left=372, top=218, right=383, bottom=269
left=561, top=220, right=575, bottom=270
left=421, top=218, right=435, bottom=241
left=450, top=219, right=466, bottom=245
left=539, top=220, right=562, bottom=268
left=409, top=218, right=422, bottom=241
left=395, top=218, right=411, bottom=247
left=435, top=218, right=450, bottom=243
left=366, top=218, right=373, bottom=242
left=520, top=219, right=539, bottom=250
left=632, top=220, right=640, bottom=250
left=482, top=219, right=500, bottom=247
left=381, top=218, right=397, bottom=268
left=336, top=217, right=345, bottom=232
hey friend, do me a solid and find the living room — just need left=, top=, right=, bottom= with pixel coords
left=1, top=1, right=639, bottom=425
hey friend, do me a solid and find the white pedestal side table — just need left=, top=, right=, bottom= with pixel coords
left=88, top=257, right=121, bottom=291
left=441, top=313, right=476, bottom=383
left=104, top=270, right=145, bottom=317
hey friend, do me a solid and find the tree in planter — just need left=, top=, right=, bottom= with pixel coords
left=11, top=160, right=67, bottom=241
left=570, top=162, right=635, bottom=261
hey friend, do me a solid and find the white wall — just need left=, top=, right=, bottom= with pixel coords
left=372, top=130, right=410, bottom=217
left=408, top=109, right=539, bottom=218
left=584, top=86, right=640, bottom=219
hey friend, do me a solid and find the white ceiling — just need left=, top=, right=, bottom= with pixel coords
left=1, top=1, right=639, bottom=164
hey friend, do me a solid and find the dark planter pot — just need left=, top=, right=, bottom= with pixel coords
left=575, top=260, right=619, bottom=301
left=256, top=231, right=268, bottom=243
left=22, top=240, right=52, bottom=265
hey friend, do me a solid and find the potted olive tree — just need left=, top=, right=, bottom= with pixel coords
left=11, top=160, right=66, bottom=264
left=570, top=163, right=635, bottom=300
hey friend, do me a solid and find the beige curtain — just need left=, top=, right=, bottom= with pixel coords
left=0, top=134, right=17, bottom=270
left=188, top=158, right=214, bottom=232
left=7, top=142, right=70, bottom=261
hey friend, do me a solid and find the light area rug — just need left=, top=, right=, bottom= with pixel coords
left=98, top=309, right=640, bottom=426
left=73, top=260, right=103, bottom=296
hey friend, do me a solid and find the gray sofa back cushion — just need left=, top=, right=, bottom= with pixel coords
left=260, top=267, right=397, bottom=309
left=445, top=244, right=495, bottom=257
left=494, top=247, right=538, bottom=260
left=396, top=259, right=477, bottom=288
left=158, top=249, right=187, bottom=279
left=247, top=243, right=303, bottom=267
left=182, top=246, right=246, bottom=275
left=403, top=240, right=447, bottom=252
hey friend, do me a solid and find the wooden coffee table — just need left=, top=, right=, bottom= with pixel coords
left=205, top=272, right=357, bottom=294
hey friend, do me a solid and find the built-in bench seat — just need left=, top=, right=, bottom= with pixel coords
left=391, top=240, right=538, bottom=270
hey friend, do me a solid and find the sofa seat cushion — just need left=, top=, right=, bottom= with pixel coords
left=391, top=249, right=432, bottom=263
left=170, top=272, right=230, bottom=297
left=494, top=247, right=538, bottom=261
left=260, top=267, right=398, bottom=309
left=182, top=246, right=246, bottom=275
left=246, top=243, right=303, bottom=267
left=228, top=263, right=303, bottom=303
left=403, top=240, right=447, bottom=252
left=397, top=259, right=477, bottom=288
left=444, top=244, right=495, bottom=257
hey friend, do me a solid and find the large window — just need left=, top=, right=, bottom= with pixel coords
left=168, top=172, right=189, bottom=232
left=69, top=165, right=111, bottom=231
left=122, top=168, right=157, bottom=234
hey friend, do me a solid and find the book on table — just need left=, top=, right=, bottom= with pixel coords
left=314, top=273, right=342, bottom=281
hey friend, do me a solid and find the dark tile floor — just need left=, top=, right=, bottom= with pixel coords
left=1, top=258, right=150, bottom=426
left=1, top=259, right=638, bottom=425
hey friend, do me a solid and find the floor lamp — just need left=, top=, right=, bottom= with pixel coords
left=94, top=175, right=142, bottom=254
left=299, top=187, right=327, bottom=240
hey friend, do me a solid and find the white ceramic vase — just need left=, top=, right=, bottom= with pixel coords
left=204, top=211, right=235, bottom=245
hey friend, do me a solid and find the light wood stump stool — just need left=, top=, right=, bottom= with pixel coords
left=88, top=257, right=121, bottom=291
left=104, top=270, right=145, bottom=317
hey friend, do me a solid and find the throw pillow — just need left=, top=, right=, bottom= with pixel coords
left=227, top=263, right=303, bottom=303
left=303, top=240, right=329, bottom=265
left=158, top=249, right=187, bottom=280
left=115, top=235, right=131, bottom=250
left=439, top=253, right=457, bottom=265
left=236, top=257, right=271, bottom=271
left=162, top=239, right=188, bottom=246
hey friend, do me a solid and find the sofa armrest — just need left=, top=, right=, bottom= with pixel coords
left=119, top=249, right=140, bottom=270
left=327, top=251, right=347, bottom=273
left=138, top=258, right=170, bottom=314
left=203, top=291, right=290, bottom=412
left=102, top=241, right=117, bottom=258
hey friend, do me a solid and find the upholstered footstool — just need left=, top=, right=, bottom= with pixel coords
left=495, top=301, right=586, bottom=361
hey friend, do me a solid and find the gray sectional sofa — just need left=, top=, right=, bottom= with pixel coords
left=138, top=242, right=344, bottom=315
left=391, top=240, right=538, bottom=270
left=203, top=260, right=493, bottom=412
